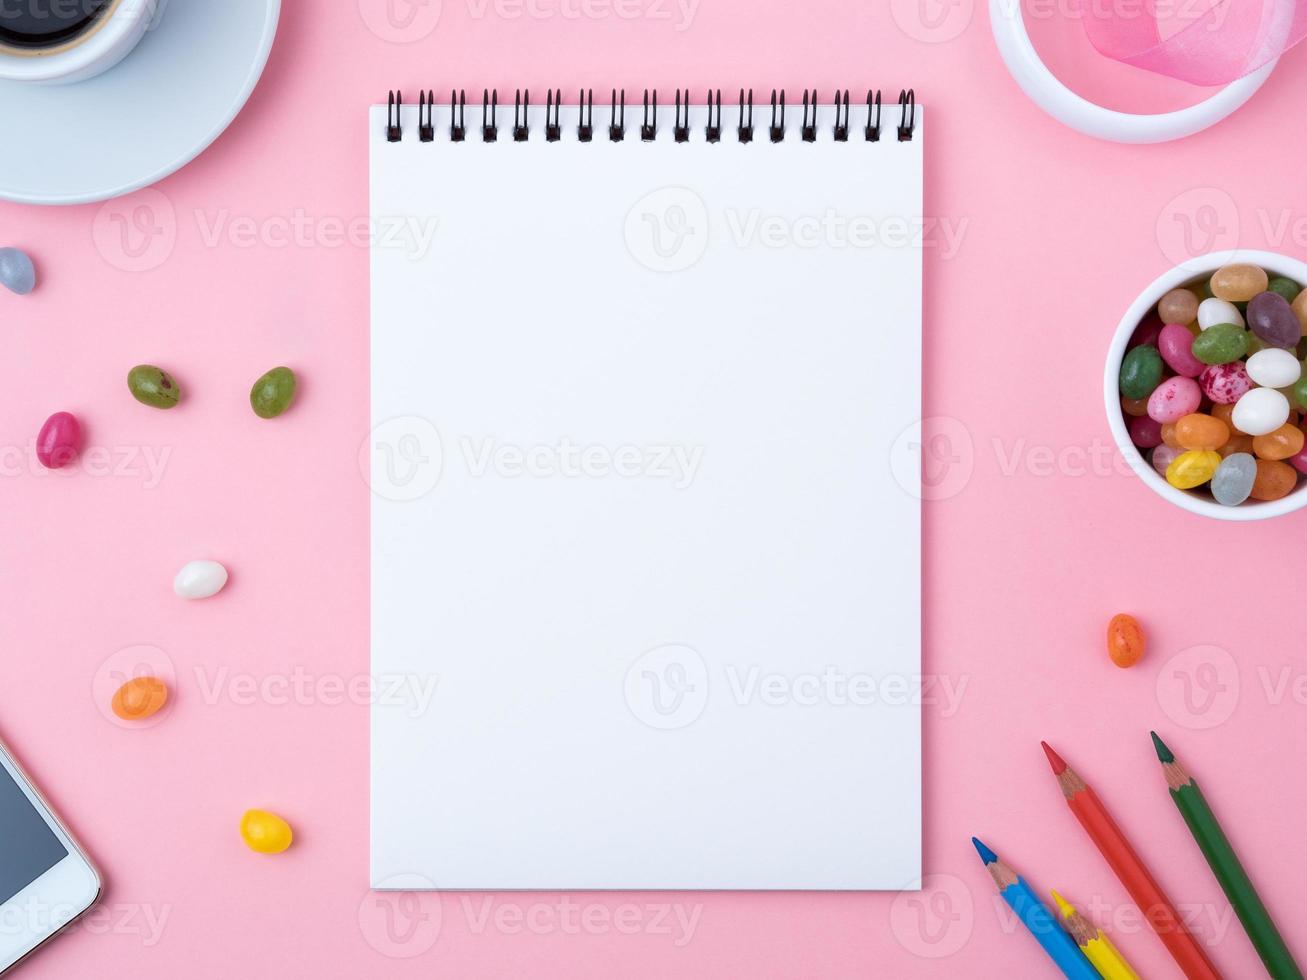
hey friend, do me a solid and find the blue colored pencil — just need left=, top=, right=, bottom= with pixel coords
left=973, top=837, right=1100, bottom=980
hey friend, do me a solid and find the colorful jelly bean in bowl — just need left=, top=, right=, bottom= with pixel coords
left=1106, top=250, right=1307, bottom=520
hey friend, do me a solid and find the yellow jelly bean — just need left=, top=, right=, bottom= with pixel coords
left=240, top=809, right=294, bottom=854
left=1166, top=450, right=1221, bottom=490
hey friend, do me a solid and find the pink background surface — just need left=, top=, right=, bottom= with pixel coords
left=2, top=0, right=1306, bottom=976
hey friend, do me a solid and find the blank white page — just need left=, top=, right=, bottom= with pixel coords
left=370, top=96, right=922, bottom=890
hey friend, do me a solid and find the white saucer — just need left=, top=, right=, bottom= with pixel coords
left=0, top=0, right=280, bottom=206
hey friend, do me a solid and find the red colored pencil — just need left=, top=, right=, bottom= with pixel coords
left=1041, top=741, right=1222, bottom=980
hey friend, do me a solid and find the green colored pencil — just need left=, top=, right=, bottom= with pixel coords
left=1151, top=732, right=1304, bottom=980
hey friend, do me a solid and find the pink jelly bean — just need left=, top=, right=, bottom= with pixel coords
left=1128, top=312, right=1163, bottom=350
left=1128, top=414, right=1163, bottom=448
left=1147, top=376, right=1201, bottom=423
left=1290, top=445, right=1307, bottom=476
left=1157, top=323, right=1204, bottom=378
left=1151, top=444, right=1181, bottom=477
left=1199, top=361, right=1254, bottom=405
left=36, top=412, right=81, bottom=469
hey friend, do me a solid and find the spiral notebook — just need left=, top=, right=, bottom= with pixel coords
left=370, top=89, right=923, bottom=891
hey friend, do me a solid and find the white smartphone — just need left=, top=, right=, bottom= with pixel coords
left=0, top=740, right=100, bottom=974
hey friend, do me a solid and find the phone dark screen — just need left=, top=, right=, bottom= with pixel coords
left=0, top=766, right=67, bottom=904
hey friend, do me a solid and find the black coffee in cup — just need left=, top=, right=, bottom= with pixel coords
left=0, top=0, right=117, bottom=50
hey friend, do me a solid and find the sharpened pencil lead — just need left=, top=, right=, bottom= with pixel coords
left=1050, top=890, right=1074, bottom=918
left=971, top=836, right=997, bottom=864
left=1151, top=730, right=1175, bottom=763
left=1040, top=740, right=1067, bottom=774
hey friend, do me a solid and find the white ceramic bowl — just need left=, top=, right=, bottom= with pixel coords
left=0, top=0, right=161, bottom=84
left=989, top=0, right=1275, bottom=144
left=1106, top=249, right=1307, bottom=521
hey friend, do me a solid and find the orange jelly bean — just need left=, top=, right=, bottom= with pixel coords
left=1160, top=422, right=1181, bottom=449
left=1211, top=263, right=1269, bottom=302
left=1292, top=290, right=1307, bottom=332
left=1121, top=396, right=1149, bottom=418
left=1253, top=423, right=1305, bottom=461
left=1211, top=403, right=1237, bottom=428
left=111, top=676, right=169, bottom=721
left=1250, top=459, right=1298, bottom=501
left=1175, top=413, right=1229, bottom=451
left=1106, top=614, right=1145, bottom=668
left=1158, top=288, right=1199, bottom=325
left=1218, top=432, right=1255, bottom=458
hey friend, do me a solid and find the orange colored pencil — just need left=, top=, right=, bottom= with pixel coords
left=1041, top=741, right=1222, bottom=980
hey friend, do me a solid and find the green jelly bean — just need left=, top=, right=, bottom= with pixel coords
left=1268, top=277, right=1301, bottom=303
left=1293, top=375, right=1307, bottom=411
left=1119, top=345, right=1163, bottom=399
left=128, top=365, right=181, bottom=409
left=250, top=366, right=297, bottom=419
left=1191, top=323, right=1248, bottom=365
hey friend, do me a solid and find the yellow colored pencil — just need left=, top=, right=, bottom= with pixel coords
left=1051, top=890, right=1141, bottom=980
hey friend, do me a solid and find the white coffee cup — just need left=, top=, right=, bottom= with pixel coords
left=0, top=0, right=166, bottom=84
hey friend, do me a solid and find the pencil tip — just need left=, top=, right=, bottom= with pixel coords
left=1040, top=740, right=1067, bottom=774
left=1150, top=730, right=1174, bottom=763
left=1050, top=890, right=1073, bottom=918
left=971, top=837, right=997, bottom=864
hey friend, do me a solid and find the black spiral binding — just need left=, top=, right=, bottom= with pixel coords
left=386, top=90, right=402, bottom=142
left=674, top=89, right=690, bottom=143
left=641, top=89, right=657, bottom=142
left=609, top=88, right=625, bottom=141
left=482, top=89, right=497, bottom=142
left=545, top=89, right=562, bottom=142
left=383, top=89, right=918, bottom=143
left=833, top=90, right=850, bottom=142
left=866, top=89, right=882, bottom=142
left=450, top=89, right=466, bottom=141
left=705, top=89, right=722, bottom=143
left=801, top=89, right=817, bottom=142
left=513, top=89, right=529, bottom=142
left=578, top=88, right=593, bottom=142
left=418, top=90, right=434, bottom=142
left=769, top=89, right=784, bottom=143
left=897, top=89, right=916, bottom=142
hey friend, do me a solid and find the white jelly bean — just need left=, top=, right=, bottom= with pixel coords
left=1245, top=347, right=1302, bottom=388
left=173, top=560, right=229, bottom=599
left=1197, top=297, right=1245, bottom=330
left=1232, top=387, right=1290, bottom=436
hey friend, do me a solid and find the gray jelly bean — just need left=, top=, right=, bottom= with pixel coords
left=1247, top=291, right=1301, bottom=349
left=0, top=247, right=36, bottom=295
left=1211, top=452, right=1257, bottom=506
